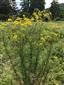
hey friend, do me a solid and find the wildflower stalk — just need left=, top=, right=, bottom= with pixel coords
left=37, top=42, right=53, bottom=85
left=2, top=31, right=22, bottom=85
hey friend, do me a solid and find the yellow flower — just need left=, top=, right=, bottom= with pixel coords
left=7, top=18, right=12, bottom=22
left=51, top=32, right=58, bottom=37
left=0, top=23, right=7, bottom=29
left=11, top=33, right=18, bottom=41
left=16, top=17, right=22, bottom=21
left=13, top=34, right=17, bottom=40
left=41, top=37, right=45, bottom=42
left=33, top=12, right=39, bottom=20
left=31, top=17, right=35, bottom=21
left=21, top=20, right=32, bottom=26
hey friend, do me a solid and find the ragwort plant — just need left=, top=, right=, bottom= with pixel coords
left=0, top=21, right=64, bottom=85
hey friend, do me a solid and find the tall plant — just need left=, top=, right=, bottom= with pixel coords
left=1, top=22, right=63, bottom=85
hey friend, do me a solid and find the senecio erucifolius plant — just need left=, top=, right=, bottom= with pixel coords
left=0, top=21, right=64, bottom=85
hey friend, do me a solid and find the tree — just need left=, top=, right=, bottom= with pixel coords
left=0, top=0, right=13, bottom=20
left=20, top=0, right=45, bottom=15
left=21, top=0, right=30, bottom=12
left=0, top=0, right=18, bottom=20
left=0, top=0, right=12, bottom=15
left=59, top=3, right=64, bottom=18
left=30, top=0, right=45, bottom=14
left=50, top=0, right=60, bottom=19
left=11, top=0, right=18, bottom=15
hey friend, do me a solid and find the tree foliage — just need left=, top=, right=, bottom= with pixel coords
left=0, top=0, right=12, bottom=15
left=29, top=0, right=45, bottom=14
left=21, top=0, right=45, bottom=15
left=50, top=0, right=60, bottom=19
left=0, top=0, right=17, bottom=20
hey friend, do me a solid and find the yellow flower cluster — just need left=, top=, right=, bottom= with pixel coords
left=0, top=17, right=32, bottom=30
left=31, top=10, right=52, bottom=21
left=13, top=17, right=32, bottom=27
left=0, top=17, right=32, bottom=42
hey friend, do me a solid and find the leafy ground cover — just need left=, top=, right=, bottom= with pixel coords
left=0, top=20, right=64, bottom=85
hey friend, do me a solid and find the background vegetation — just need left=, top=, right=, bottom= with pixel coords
left=0, top=0, right=64, bottom=21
